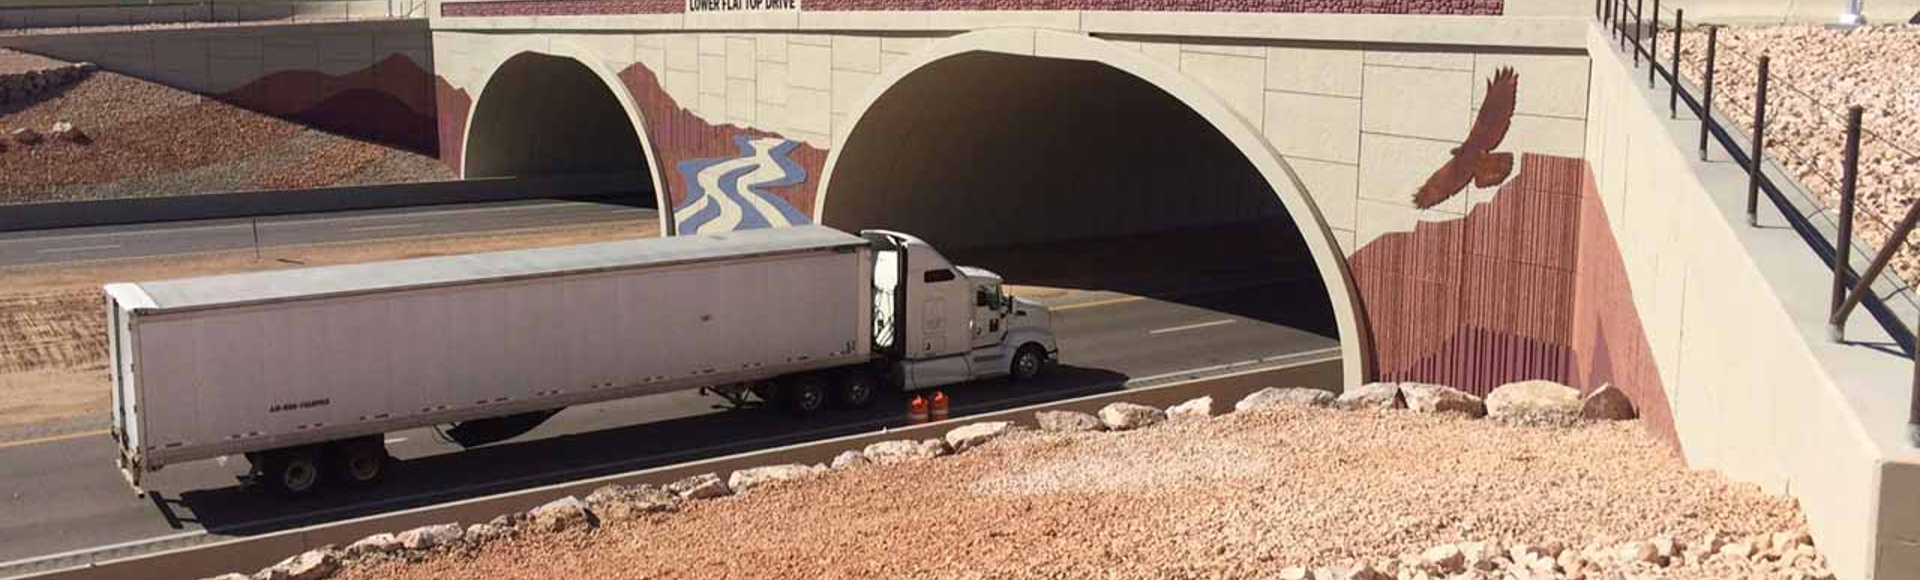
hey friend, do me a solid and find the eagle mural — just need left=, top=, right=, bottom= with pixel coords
left=1413, top=67, right=1519, bottom=209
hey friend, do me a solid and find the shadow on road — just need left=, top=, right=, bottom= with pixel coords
left=168, top=364, right=1128, bottom=535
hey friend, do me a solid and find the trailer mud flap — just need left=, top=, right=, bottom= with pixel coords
left=444, top=409, right=562, bottom=448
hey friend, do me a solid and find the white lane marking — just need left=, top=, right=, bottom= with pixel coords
left=35, top=243, right=123, bottom=254
left=1148, top=319, right=1238, bottom=335
left=346, top=224, right=423, bottom=233
left=384, top=437, right=408, bottom=444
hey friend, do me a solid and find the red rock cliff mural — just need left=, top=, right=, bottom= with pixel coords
left=1348, top=154, right=1677, bottom=448
left=221, top=53, right=439, bottom=155
left=435, top=76, right=472, bottom=175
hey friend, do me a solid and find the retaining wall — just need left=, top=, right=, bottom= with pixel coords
left=1583, top=20, right=1920, bottom=580
left=0, top=0, right=426, bottom=31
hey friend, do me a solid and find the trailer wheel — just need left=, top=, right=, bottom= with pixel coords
left=328, top=437, right=389, bottom=487
left=1011, top=344, right=1048, bottom=382
left=831, top=370, right=879, bottom=409
left=780, top=375, right=829, bottom=417
left=262, top=447, right=324, bottom=497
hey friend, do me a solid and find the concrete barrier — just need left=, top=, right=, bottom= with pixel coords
left=0, top=171, right=653, bottom=233
left=4, top=353, right=1340, bottom=580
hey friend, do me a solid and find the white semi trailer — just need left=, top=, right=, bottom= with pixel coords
left=104, top=226, right=1057, bottom=496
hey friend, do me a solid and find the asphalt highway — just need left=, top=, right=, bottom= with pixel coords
left=0, top=197, right=658, bottom=268
left=0, top=280, right=1341, bottom=572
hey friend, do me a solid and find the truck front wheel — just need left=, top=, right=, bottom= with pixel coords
left=1011, top=344, right=1048, bottom=382
left=261, top=447, right=324, bottom=497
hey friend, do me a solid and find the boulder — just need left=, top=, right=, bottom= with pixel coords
left=586, top=484, right=676, bottom=521
left=528, top=496, right=595, bottom=532
left=345, top=532, right=401, bottom=556
left=1337, top=563, right=1390, bottom=580
left=727, top=463, right=824, bottom=494
left=1334, top=382, right=1403, bottom=410
left=667, top=472, right=731, bottom=500
left=1234, top=387, right=1334, bottom=412
left=1034, top=410, right=1103, bottom=432
left=918, top=438, right=950, bottom=457
left=202, top=575, right=251, bottom=580
left=396, top=523, right=463, bottom=550
left=945, top=421, right=1013, bottom=452
left=1165, top=396, right=1214, bottom=421
left=1276, top=566, right=1309, bottom=580
left=1097, top=402, right=1165, bottom=430
left=48, top=121, right=88, bottom=145
left=76, top=62, right=99, bottom=73
left=259, top=549, right=336, bottom=580
left=863, top=439, right=942, bottom=465
left=829, top=450, right=869, bottom=470
left=1580, top=383, right=1637, bottom=421
left=1399, top=383, right=1486, bottom=417
left=464, top=523, right=507, bottom=543
left=11, top=127, right=42, bottom=146
left=1485, top=380, right=1582, bottom=426
left=1421, top=544, right=1465, bottom=574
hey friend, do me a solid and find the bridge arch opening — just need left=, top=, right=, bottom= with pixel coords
left=818, top=33, right=1369, bottom=386
left=463, top=52, right=655, bottom=191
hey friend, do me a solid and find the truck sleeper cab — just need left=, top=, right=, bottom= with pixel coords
left=105, top=226, right=1056, bottom=497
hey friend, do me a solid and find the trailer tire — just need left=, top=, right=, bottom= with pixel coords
left=831, top=370, right=879, bottom=409
left=262, top=447, right=325, bottom=497
left=1011, top=344, right=1048, bottom=382
left=780, top=375, right=829, bottom=417
left=328, top=437, right=389, bottom=487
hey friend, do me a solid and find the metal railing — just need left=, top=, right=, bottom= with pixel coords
left=1597, top=1, right=1920, bottom=444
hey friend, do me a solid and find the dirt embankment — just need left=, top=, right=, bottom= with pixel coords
left=0, top=221, right=658, bottom=442
left=0, top=48, right=452, bottom=205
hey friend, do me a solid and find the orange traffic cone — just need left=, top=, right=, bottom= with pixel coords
left=907, top=395, right=929, bottom=424
left=929, top=391, right=950, bottom=422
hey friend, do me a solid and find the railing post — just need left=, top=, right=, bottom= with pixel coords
left=1671, top=9, right=1684, bottom=118
left=1649, top=0, right=1660, bottom=86
left=1700, top=26, right=1718, bottom=160
left=1746, top=56, right=1770, bottom=227
left=1910, top=329, right=1919, bottom=446
left=1633, top=0, right=1644, bottom=66
left=1618, top=0, right=1627, bottom=47
left=1831, top=106, right=1864, bottom=341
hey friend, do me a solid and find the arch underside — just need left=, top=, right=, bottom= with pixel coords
left=464, top=52, right=651, bottom=181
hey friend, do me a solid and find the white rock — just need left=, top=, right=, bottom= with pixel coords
left=588, top=484, right=676, bottom=521
left=1399, top=383, right=1487, bottom=417
left=1034, top=410, right=1103, bottom=432
left=202, top=574, right=251, bottom=580
left=528, top=495, right=595, bottom=532
left=667, top=472, right=731, bottom=500
left=261, top=550, right=336, bottom=580
left=918, top=438, right=951, bottom=457
left=727, top=463, right=824, bottom=494
left=830, top=450, right=869, bottom=470
left=1165, top=396, right=1214, bottom=421
left=464, top=523, right=506, bottom=542
left=345, top=532, right=401, bottom=555
left=1335, top=382, right=1403, bottom=410
left=1580, top=383, right=1637, bottom=420
left=864, top=439, right=943, bottom=465
left=397, top=523, right=463, bottom=550
left=1097, top=402, right=1166, bottom=430
left=944, top=421, right=1012, bottom=452
left=1485, top=380, right=1582, bottom=426
left=1234, top=387, right=1335, bottom=412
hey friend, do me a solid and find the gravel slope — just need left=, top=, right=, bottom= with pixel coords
left=1664, top=25, right=1920, bottom=283
left=335, top=407, right=1811, bottom=580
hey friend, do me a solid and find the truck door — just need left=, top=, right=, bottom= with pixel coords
left=970, top=281, right=1008, bottom=350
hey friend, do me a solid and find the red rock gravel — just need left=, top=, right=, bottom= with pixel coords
left=335, top=407, right=1805, bottom=580
left=0, top=51, right=450, bottom=204
left=1665, top=25, right=1920, bottom=283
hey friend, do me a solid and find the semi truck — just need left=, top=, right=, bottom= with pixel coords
left=103, top=226, right=1057, bottom=496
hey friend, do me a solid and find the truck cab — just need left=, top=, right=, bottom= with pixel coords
left=862, top=230, right=1058, bottom=390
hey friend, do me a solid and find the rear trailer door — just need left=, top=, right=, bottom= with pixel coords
left=105, top=295, right=141, bottom=466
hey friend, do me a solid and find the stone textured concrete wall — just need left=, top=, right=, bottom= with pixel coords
left=1, top=20, right=436, bottom=153
left=441, top=0, right=1505, bottom=17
